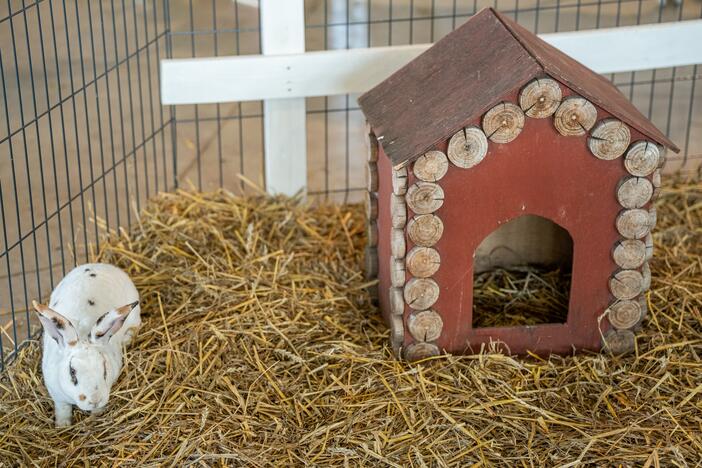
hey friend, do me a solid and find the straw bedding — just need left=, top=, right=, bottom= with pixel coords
left=0, top=179, right=700, bottom=466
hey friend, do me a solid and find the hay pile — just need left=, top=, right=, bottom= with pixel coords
left=473, top=267, right=571, bottom=327
left=1, top=179, right=701, bottom=466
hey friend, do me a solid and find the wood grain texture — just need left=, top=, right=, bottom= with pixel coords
left=413, top=150, right=449, bottom=182
left=389, top=287, right=404, bottom=316
left=390, top=228, right=406, bottom=258
left=390, top=314, right=404, bottom=354
left=447, top=127, right=489, bottom=169
left=607, top=300, right=643, bottom=330
left=588, top=119, right=631, bottom=160
left=495, top=9, right=678, bottom=152
left=367, top=221, right=378, bottom=247
left=366, top=126, right=379, bottom=162
left=644, top=233, right=654, bottom=261
left=403, top=341, right=440, bottom=361
left=651, top=169, right=662, bottom=200
left=553, top=96, right=597, bottom=136
left=612, top=239, right=646, bottom=269
left=407, top=310, right=443, bottom=342
left=406, top=182, right=444, bottom=215
left=609, top=269, right=644, bottom=300
left=407, top=214, right=444, bottom=247
left=360, top=8, right=678, bottom=169
left=624, top=140, right=659, bottom=177
left=616, top=209, right=651, bottom=239
left=367, top=162, right=379, bottom=192
left=602, top=328, right=635, bottom=355
left=648, top=206, right=657, bottom=230
left=365, top=192, right=378, bottom=220
left=390, top=257, right=406, bottom=288
left=482, top=102, right=525, bottom=143
left=404, top=278, right=440, bottom=310
left=406, top=247, right=441, bottom=278
left=642, top=262, right=651, bottom=291
left=358, top=8, right=541, bottom=167
left=390, top=194, right=407, bottom=229
left=616, top=176, right=653, bottom=209
left=392, top=166, right=408, bottom=196
left=519, top=77, right=562, bottom=118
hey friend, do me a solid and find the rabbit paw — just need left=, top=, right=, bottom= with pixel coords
left=54, top=402, right=72, bottom=427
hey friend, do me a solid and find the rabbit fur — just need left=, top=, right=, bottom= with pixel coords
left=34, top=263, right=141, bottom=427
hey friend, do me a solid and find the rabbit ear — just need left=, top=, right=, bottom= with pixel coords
left=90, top=301, right=138, bottom=344
left=33, top=301, right=79, bottom=348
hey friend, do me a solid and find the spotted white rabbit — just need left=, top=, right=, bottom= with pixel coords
left=33, top=263, right=141, bottom=427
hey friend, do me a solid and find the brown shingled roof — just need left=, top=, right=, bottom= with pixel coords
left=358, top=7, right=679, bottom=167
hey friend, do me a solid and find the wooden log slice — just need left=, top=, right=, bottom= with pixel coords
left=365, top=192, right=378, bottom=220
left=389, top=287, right=405, bottom=316
left=641, top=262, right=651, bottom=291
left=403, top=341, right=440, bottom=362
left=390, top=257, right=406, bottom=288
left=367, top=221, right=378, bottom=247
left=612, top=239, right=646, bottom=270
left=413, top=150, right=449, bottom=182
left=404, top=278, right=440, bottom=310
left=366, top=124, right=378, bottom=162
left=447, top=126, right=488, bottom=169
left=391, top=228, right=406, bottom=258
left=657, top=147, right=667, bottom=168
left=624, top=141, right=659, bottom=177
left=406, top=182, right=444, bottom=215
left=651, top=169, right=662, bottom=200
left=616, top=209, right=651, bottom=239
left=607, top=300, right=643, bottom=330
left=637, top=295, right=649, bottom=325
left=390, top=194, right=407, bottom=229
left=392, top=166, right=408, bottom=196
left=366, top=162, right=379, bottom=192
left=482, top=102, right=525, bottom=143
left=407, top=214, right=444, bottom=247
left=644, top=233, right=654, bottom=261
left=364, top=246, right=378, bottom=280
left=390, top=314, right=404, bottom=354
left=588, top=119, right=631, bottom=160
left=616, top=176, right=653, bottom=209
left=553, top=96, right=597, bottom=136
left=602, top=328, right=635, bottom=355
left=407, top=310, right=443, bottom=342
left=609, top=269, right=644, bottom=300
left=519, top=78, right=562, bottom=118
left=406, top=247, right=441, bottom=278
left=648, top=206, right=657, bottom=230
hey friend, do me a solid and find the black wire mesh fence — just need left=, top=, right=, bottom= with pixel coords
left=1, top=0, right=700, bottom=370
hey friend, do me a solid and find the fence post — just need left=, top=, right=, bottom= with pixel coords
left=260, top=0, right=307, bottom=196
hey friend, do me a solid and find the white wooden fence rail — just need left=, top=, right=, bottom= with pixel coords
left=161, top=13, right=702, bottom=196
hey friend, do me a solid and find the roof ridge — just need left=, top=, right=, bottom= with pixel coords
left=490, top=9, right=545, bottom=71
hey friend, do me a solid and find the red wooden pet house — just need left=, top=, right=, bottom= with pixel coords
left=359, top=7, right=678, bottom=361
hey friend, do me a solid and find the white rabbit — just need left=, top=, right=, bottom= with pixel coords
left=33, top=263, right=141, bottom=427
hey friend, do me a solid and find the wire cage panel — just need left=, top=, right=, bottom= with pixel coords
left=1, top=0, right=701, bottom=369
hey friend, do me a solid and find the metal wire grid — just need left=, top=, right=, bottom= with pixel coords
left=0, top=0, right=175, bottom=368
left=1, top=0, right=701, bottom=370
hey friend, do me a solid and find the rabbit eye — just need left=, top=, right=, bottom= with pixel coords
left=79, top=394, right=86, bottom=401
left=69, top=363, right=78, bottom=386
left=103, top=361, right=107, bottom=381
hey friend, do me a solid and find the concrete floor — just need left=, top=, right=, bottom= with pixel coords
left=1, top=0, right=701, bottom=357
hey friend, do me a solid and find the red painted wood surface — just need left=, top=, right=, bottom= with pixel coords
left=376, top=149, right=393, bottom=325
left=376, top=85, right=652, bottom=356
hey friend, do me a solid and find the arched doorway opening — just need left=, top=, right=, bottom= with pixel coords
left=472, top=215, right=573, bottom=328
